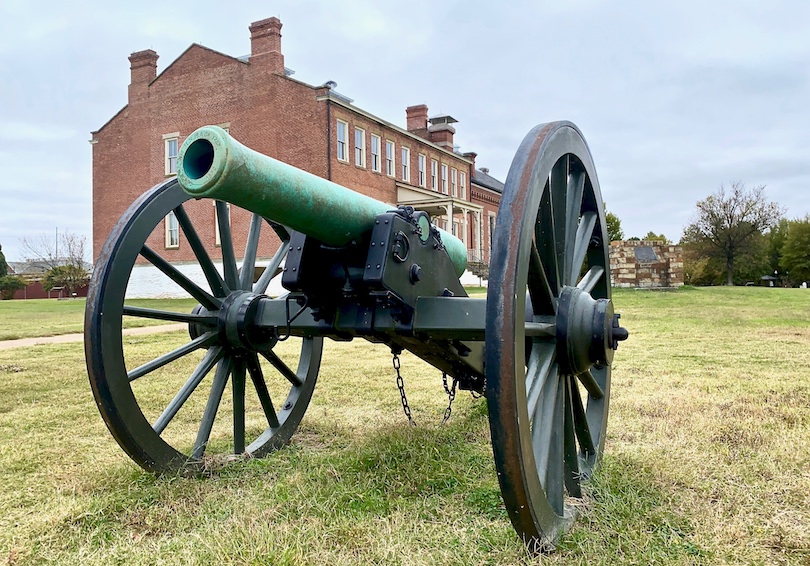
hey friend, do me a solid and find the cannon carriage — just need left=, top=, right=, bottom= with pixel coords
left=85, top=121, right=627, bottom=546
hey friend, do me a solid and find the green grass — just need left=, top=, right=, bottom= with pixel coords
left=0, top=298, right=199, bottom=340
left=0, top=286, right=809, bottom=564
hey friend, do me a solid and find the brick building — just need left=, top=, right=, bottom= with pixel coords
left=91, top=17, right=502, bottom=294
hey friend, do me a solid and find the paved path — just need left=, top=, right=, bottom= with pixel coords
left=0, top=324, right=186, bottom=351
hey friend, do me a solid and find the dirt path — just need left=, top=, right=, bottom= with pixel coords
left=0, top=324, right=186, bottom=351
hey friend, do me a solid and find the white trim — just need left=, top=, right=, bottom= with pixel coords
left=165, top=210, right=179, bottom=248
left=354, top=127, right=366, bottom=168
left=336, top=119, right=349, bottom=162
left=385, top=139, right=395, bottom=177
left=418, top=154, right=427, bottom=188
left=441, top=163, right=449, bottom=195
left=164, top=134, right=179, bottom=176
left=451, top=168, right=458, bottom=197
left=460, top=171, right=467, bottom=199
left=430, top=159, right=438, bottom=191
left=370, top=133, right=381, bottom=173
left=401, top=147, right=410, bottom=182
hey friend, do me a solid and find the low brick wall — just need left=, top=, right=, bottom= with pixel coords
left=610, top=240, right=683, bottom=288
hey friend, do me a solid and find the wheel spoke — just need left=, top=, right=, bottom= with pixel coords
left=535, top=187, right=560, bottom=296
left=123, top=305, right=217, bottom=325
left=577, top=265, right=605, bottom=293
left=140, top=245, right=221, bottom=310
left=232, top=357, right=247, bottom=454
left=128, top=331, right=218, bottom=382
left=529, top=242, right=555, bottom=315
left=570, top=212, right=597, bottom=287
left=526, top=342, right=556, bottom=422
left=246, top=354, right=280, bottom=428
left=174, top=204, right=229, bottom=297
left=563, top=377, right=582, bottom=498
left=192, top=356, right=232, bottom=459
left=569, top=376, right=595, bottom=457
left=216, top=201, right=239, bottom=290
left=152, top=345, right=224, bottom=434
left=261, top=350, right=303, bottom=387
left=550, top=156, right=569, bottom=284
left=240, top=213, right=263, bottom=290
left=577, top=368, right=605, bottom=400
left=564, top=171, right=586, bottom=285
left=254, top=240, right=289, bottom=295
left=531, top=364, right=565, bottom=515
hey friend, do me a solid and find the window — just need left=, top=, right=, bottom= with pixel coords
left=431, top=159, right=438, bottom=191
left=452, top=220, right=459, bottom=237
left=489, top=213, right=497, bottom=248
left=460, top=171, right=467, bottom=199
left=418, top=154, right=427, bottom=187
left=370, top=134, right=381, bottom=172
left=401, top=147, right=410, bottom=181
left=451, top=168, right=458, bottom=197
left=336, top=120, right=348, bottom=162
left=441, top=164, right=448, bottom=194
left=164, top=133, right=179, bottom=176
left=385, top=140, right=395, bottom=176
left=165, top=210, right=179, bottom=248
left=214, top=201, right=231, bottom=246
left=355, top=127, right=366, bottom=167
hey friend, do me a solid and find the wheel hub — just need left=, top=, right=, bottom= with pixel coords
left=190, top=292, right=276, bottom=352
left=556, top=286, right=628, bottom=375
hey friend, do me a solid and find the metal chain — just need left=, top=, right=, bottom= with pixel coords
left=441, top=372, right=458, bottom=426
left=392, top=353, right=416, bottom=426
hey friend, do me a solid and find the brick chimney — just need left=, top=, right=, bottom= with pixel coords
left=128, top=50, right=158, bottom=103
left=463, top=151, right=477, bottom=168
left=249, top=17, right=285, bottom=74
left=406, top=105, right=429, bottom=137
left=428, top=115, right=457, bottom=149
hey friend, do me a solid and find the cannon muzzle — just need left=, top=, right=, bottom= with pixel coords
left=176, top=126, right=467, bottom=276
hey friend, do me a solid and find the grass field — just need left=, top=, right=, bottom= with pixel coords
left=0, top=286, right=808, bottom=564
left=0, top=298, right=200, bottom=341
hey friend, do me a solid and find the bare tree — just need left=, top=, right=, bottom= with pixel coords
left=19, top=230, right=88, bottom=269
left=682, top=182, right=783, bottom=285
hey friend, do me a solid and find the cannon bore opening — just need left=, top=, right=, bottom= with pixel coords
left=183, top=139, right=215, bottom=180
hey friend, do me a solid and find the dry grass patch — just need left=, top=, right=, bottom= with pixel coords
left=0, top=286, right=808, bottom=564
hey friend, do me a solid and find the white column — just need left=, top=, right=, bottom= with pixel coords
left=462, top=207, right=469, bottom=251
left=475, top=210, right=482, bottom=262
left=445, top=202, right=453, bottom=234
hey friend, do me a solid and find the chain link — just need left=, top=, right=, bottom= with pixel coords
left=392, top=353, right=416, bottom=426
left=441, top=372, right=458, bottom=426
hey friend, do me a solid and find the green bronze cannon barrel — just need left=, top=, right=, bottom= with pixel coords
left=177, top=126, right=467, bottom=276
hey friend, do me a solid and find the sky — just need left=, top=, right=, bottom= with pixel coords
left=1, top=0, right=809, bottom=262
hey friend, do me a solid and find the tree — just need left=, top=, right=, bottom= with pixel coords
left=0, top=244, right=7, bottom=277
left=19, top=231, right=88, bottom=270
left=42, top=264, right=90, bottom=297
left=682, top=182, right=783, bottom=285
left=642, top=231, right=671, bottom=244
left=605, top=209, right=623, bottom=242
left=0, top=276, right=25, bottom=300
left=767, top=218, right=790, bottom=274
left=781, top=216, right=810, bottom=284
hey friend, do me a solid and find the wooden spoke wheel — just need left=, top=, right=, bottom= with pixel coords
left=85, top=179, right=322, bottom=473
left=486, top=122, right=625, bottom=547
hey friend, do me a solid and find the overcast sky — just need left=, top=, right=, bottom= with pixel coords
left=1, top=0, right=808, bottom=262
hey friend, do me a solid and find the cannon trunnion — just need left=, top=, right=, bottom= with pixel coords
left=85, top=121, right=627, bottom=548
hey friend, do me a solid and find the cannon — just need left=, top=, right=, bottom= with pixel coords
left=85, top=121, right=628, bottom=547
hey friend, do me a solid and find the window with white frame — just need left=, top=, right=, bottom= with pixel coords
left=336, top=120, right=348, bottom=162
left=370, top=134, right=381, bottom=172
left=164, top=133, right=179, bottom=176
left=418, top=154, right=426, bottom=187
left=451, top=168, right=458, bottom=197
left=355, top=127, right=366, bottom=167
left=460, top=171, right=467, bottom=199
left=385, top=140, right=395, bottom=176
left=401, top=147, right=410, bottom=182
left=214, top=201, right=231, bottom=246
left=453, top=220, right=460, bottom=237
left=431, top=159, right=438, bottom=191
left=165, top=210, right=179, bottom=248
left=441, top=164, right=448, bottom=194
left=489, top=213, right=497, bottom=249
